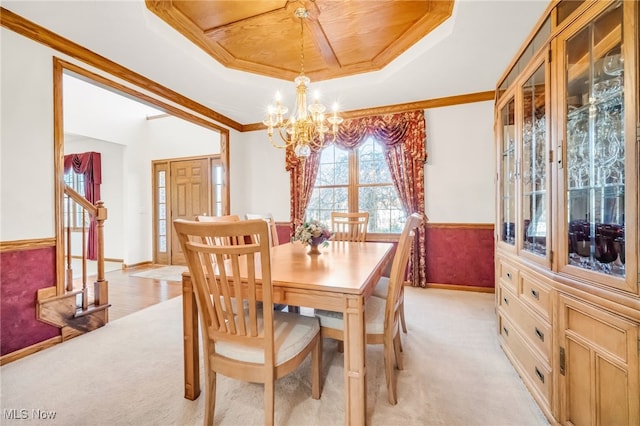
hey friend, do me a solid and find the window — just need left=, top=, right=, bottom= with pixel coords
left=157, top=170, right=167, bottom=253
left=63, top=171, right=89, bottom=230
left=212, top=162, right=224, bottom=216
left=306, top=137, right=406, bottom=233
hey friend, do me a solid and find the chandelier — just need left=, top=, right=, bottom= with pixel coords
left=263, top=7, right=343, bottom=158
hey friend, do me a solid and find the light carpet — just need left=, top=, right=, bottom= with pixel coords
left=130, top=265, right=188, bottom=282
left=0, top=288, right=549, bottom=426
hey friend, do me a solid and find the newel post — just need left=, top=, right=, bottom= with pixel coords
left=93, top=201, right=109, bottom=307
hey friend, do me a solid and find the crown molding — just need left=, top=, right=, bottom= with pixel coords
left=241, top=90, right=495, bottom=132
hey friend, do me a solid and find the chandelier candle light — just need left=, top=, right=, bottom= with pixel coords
left=263, top=7, right=343, bottom=158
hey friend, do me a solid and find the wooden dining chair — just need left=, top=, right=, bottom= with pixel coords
left=315, top=213, right=422, bottom=405
left=245, top=213, right=279, bottom=246
left=373, top=213, right=426, bottom=335
left=373, top=274, right=409, bottom=334
left=195, top=214, right=245, bottom=247
left=330, top=211, right=369, bottom=242
left=173, top=219, right=322, bottom=426
left=196, top=214, right=240, bottom=223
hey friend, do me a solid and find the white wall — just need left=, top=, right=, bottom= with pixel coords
left=229, top=129, right=290, bottom=222
left=63, top=75, right=155, bottom=147
left=148, top=116, right=220, bottom=159
left=425, top=101, right=496, bottom=223
left=1, top=30, right=56, bottom=240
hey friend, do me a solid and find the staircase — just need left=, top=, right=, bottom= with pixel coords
left=37, top=185, right=111, bottom=339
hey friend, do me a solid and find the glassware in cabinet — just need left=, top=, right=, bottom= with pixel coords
left=499, top=97, right=516, bottom=247
left=520, top=63, right=549, bottom=261
left=559, top=0, right=636, bottom=293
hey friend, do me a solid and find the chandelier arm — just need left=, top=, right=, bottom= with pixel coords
left=309, top=132, right=329, bottom=149
left=268, top=134, right=287, bottom=150
left=268, top=128, right=292, bottom=150
left=280, top=127, right=297, bottom=148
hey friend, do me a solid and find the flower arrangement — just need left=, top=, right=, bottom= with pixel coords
left=293, top=219, right=332, bottom=247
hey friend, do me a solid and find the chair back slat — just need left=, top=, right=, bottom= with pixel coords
left=245, top=213, right=279, bottom=246
left=331, top=212, right=369, bottom=242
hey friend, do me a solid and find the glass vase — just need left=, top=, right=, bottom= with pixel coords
left=307, top=244, right=321, bottom=255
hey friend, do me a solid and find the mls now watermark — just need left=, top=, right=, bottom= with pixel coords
left=3, top=409, right=57, bottom=420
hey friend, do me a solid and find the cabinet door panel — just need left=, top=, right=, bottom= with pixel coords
left=566, top=338, right=591, bottom=426
left=557, top=0, right=637, bottom=293
left=498, top=97, right=516, bottom=248
left=597, top=356, right=629, bottom=426
left=520, top=62, right=549, bottom=263
left=560, top=294, right=639, bottom=426
left=567, top=306, right=629, bottom=361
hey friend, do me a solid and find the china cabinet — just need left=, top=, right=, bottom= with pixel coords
left=495, top=1, right=639, bottom=424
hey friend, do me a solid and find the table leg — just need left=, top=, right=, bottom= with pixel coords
left=343, top=294, right=367, bottom=426
left=182, top=274, right=200, bottom=400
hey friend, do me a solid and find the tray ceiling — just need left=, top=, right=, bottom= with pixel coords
left=145, top=0, right=454, bottom=82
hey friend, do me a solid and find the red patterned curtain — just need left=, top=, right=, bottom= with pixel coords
left=286, top=110, right=428, bottom=287
left=286, top=148, right=321, bottom=234
left=63, top=152, right=102, bottom=261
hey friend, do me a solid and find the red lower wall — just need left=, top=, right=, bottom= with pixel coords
left=0, top=247, right=59, bottom=356
left=279, top=222, right=495, bottom=289
left=425, top=224, right=495, bottom=289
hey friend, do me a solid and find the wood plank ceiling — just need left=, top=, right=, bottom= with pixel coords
left=145, top=0, right=454, bottom=82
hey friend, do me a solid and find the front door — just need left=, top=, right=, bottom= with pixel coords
left=170, top=158, right=211, bottom=265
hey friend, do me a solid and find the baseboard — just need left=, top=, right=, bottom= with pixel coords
left=0, top=336, right=62, bottom=366
left=70, top=255, right=123, bottom=263
left=426, top=282, right=495, bottom=293
left=122, top=261, right=153, bottom=269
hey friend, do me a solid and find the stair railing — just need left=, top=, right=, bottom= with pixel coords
left=63, top=185, right=108, bottom=309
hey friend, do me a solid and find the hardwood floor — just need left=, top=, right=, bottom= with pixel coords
left=75, top=264, right=183, bottom=322
left=107, top=265, right=183, bottom=321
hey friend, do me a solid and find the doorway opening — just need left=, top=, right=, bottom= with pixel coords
left=54, top=57, right=230, bottom=289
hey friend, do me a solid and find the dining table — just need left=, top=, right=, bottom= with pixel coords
left=181, top=240, right=394, bottom=426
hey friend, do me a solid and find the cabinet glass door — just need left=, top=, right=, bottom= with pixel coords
left=563, top=3, right=625, bottom=279
left=521, top=63, right=548, bottom=259
left=499, top=98, right=516, bottom=247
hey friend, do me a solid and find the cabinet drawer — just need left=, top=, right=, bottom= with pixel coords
left=498, top=284, right=516, bottom=312
left=519, top=273, right=551, bottom=320
left=498, top=259, right=519, bottom=292
left=499, top=315, right=552, bottom=406
left=499, top=285, right=551, bottom=361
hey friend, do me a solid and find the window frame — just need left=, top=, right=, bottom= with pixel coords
left=307, top=137, right=404, bottom=242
